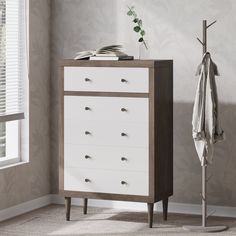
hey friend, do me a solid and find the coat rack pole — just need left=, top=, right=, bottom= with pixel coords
left=203, top=20, right=207, bottom=54
left=202, top=19, right=207, bottom=228
left=202, top=165, right=207, bottom=227
left=183, top=19, right=228, bottom=233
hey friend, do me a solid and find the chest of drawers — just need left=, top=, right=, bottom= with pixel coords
left=59, top=60, right=173, bottom=228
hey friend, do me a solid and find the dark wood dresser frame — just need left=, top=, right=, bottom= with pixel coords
left=59, top=60, right=173, bottom=228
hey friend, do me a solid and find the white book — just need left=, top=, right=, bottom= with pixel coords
left=89, top=56, right=119, bottom=61
left=74, top=45, right=124, bottom=60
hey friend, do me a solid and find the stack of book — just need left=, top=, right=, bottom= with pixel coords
left=74, top=45, right=133, bottom=61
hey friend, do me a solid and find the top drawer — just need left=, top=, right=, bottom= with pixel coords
left=64, top=67, right=149, bottom=93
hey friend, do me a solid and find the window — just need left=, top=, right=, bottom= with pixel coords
left=0, top=0, right=27, bottom=167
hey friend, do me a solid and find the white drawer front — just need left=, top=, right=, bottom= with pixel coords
left=64, top=144, right=148, bottom=172
left=64, top=96, right=148, bottom=123
left=64, top=67, right=149, bottom=93
left=64, top=168, right=149, bottom=196
left=64, top=120, right=148, bottom=148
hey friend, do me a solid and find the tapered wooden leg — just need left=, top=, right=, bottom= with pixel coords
left=147, top=203, right=154, bottom=228
left=162, top=197, right=168, bottom=221
left=83, top=198, right=88, bottom=215
left=65, top=197, right=71, bottom=221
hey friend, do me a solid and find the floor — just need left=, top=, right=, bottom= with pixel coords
left=0, top=205, right=236, bottom=235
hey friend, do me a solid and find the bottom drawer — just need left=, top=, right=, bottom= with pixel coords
left=64, top=168, right=149, bottom=196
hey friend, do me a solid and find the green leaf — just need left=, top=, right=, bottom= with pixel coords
left=133, top=12, right=137, bottom=18
left=138, top=37, right=144, bottom=42
left=140, top=30, right=145, bottom=36
left=127, top=10, right=133, bottom=16
left=133, top=26, right=141, bottom=32
left=138, top=19, right=142, bottom=26
left=133, top=18, right=138, bottom=23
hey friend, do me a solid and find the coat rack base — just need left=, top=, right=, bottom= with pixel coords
left=183, top=225, right=228, bottom=233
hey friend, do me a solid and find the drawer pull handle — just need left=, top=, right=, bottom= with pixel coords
left=85, top=178, right=91, bottom=183
left=85, top=107, right=91, bottom=111
left=121, top=132, right=127, bottom=137
left=121, top=108, right=127, bottom=112
left=121, top=157, right=127, bottom=161
left=84, top=78, right=91, bottom=82
left=121, top=78, right=127, bottom=83
left=85, top=155, right=91, bottom=159
left=121, top=181, right=127, bottom=185
left=85, top=131, right=91, bottom=135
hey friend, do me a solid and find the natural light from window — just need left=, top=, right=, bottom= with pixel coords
left=0, top=0, right=26, bottom=167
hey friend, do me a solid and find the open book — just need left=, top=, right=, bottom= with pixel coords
left=74, top=45, right=133, bottom=60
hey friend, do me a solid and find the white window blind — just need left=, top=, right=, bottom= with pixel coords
left=0, top=0, right=26, bottom=123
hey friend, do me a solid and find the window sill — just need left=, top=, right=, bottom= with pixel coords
left=0, top=161, right=29, bottom=170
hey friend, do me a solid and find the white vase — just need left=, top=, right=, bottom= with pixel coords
left=139, top=40, right=149, bottom=59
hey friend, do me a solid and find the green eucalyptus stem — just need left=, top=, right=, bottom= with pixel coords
left=127, top=6, right=148, bottom=50
left=142, top=40, right=148, bottom=50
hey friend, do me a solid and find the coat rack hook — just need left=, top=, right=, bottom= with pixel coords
left=207, top=20, right=217, bottom=29
left=197, top=37, right=204, bottom=45
left=206, top=210, right=216, bottom=218
left=206, top=174, right=213, bottom=182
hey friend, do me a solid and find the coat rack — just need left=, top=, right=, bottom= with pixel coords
left=183, top=20, right=228, bottom=233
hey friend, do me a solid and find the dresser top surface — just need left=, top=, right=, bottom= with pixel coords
left=61, top=59, right=173, bottom=68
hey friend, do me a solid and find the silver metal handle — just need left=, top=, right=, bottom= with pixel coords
left=121, top=78, right=127, bottom=83
left=121, top=108, right=127, bottom=112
